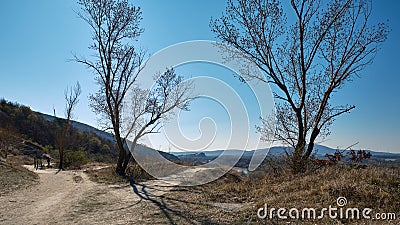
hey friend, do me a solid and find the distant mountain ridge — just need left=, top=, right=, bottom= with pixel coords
left=172, top=144, right=400, bottom=161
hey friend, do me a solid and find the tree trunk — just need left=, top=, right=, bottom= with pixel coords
left=121, top=151, right=132, bottom=174
left=58, top=148, right=64, bottom=170
left=304, top=140, right=316, bottom=162
left=304, top=128, right=320, bottom=160
left=115, top=136, right=126, bottom=176
left=121, top=141, right=137, bottom=174
left=291, top=140, right=307, bottom=174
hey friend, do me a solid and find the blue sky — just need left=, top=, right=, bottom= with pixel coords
left=0, top=0, right=399, bottom=153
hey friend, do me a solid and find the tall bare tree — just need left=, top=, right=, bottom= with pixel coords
left=56, top=82, right=81, bottom=170
left=76, top=0, right=145, bottom=175
left=76, top=0, right=192, bottom=175
left=211, top=0, right=389, bottom=173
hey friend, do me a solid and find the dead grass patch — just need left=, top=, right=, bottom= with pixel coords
left=170, top=166, right=400, bottom=224
left=0, top=160, right=38, bottom=195
left=85, top=163, right=153, bottom=184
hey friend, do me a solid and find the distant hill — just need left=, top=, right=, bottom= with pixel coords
left=172, top=144, right=400, bottom=159
left=171, top=144, right=400, bottom=168
left=38, top=112, right=115, bottom=142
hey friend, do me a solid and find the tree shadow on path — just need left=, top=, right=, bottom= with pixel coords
left=128, top=178, right=223, bottom=225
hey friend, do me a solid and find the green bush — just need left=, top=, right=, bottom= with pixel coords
left=90, top=153, right=114, bottom=163
left=64, top=150, right=89, bottom=169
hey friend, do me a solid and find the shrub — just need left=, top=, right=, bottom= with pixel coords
left=64, top=150, right=89, bottom=169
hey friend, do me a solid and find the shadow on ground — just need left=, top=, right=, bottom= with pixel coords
left=128, top=178, right=223, bottom=225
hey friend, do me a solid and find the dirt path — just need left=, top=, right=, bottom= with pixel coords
left=0, top=165, right=239, bottom=225
left=0, top=166, right=93, bottom=224
left=0, top=165, right=179, bottom=225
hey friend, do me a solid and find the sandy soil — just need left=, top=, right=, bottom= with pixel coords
left=0, top=165, right=177, bottom=225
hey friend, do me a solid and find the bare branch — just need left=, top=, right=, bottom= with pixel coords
left=212, top=0, right=389, bottom=173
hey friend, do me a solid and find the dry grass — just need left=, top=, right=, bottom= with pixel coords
left=85, top=163, right=153, bottom=184
left=5, top=155, right=34, bottom=166
left=0, top=159, right=38, bottom=195
left=83, top=161, right=400, bottom=224
left=170, top=165, right=400, bottom=224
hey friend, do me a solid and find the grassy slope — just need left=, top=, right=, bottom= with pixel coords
left=0, top=158, right=38, bottom=196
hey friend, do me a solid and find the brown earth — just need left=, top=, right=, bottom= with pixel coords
left=0, top=164, right=242, bottom=225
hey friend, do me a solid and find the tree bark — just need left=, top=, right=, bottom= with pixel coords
left=58, top=148, right=64, bottom=171
left=121, top=150, right=132, bottom=174
left=115, top=135, right=126, bottom=176
left=291, top=140, right=307, bottom=173
left=121, top=140, right=137, bottom=174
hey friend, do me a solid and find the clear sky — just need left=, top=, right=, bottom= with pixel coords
left=0, top=0, right=399, bottom=153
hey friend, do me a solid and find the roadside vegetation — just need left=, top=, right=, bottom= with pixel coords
left=85, top=163, right=153, bottom=184
left=168, top=164, right=400, bottom=224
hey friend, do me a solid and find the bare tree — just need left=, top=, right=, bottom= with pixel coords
left=56, top=82, right=81, bottom=170
left=211, top=0, right=389, bottom=173
left=75, top=0, right=145, bottom=175
left=76, top=0, right=192, bottom=176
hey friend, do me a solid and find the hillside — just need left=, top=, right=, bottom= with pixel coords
left=0, top=99, right=179, bottom=168
left=38, top=112, right=115, bottom=142
left=0, top=99, right=118, bottom=166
